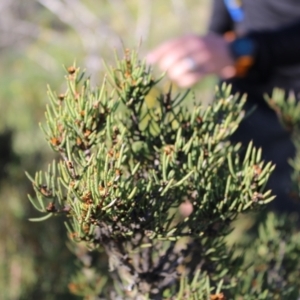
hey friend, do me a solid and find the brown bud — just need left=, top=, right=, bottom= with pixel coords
left=210, top=293, right=226, bottom=300
left=50, top=137, right=60, bottom=146
left=67, top=66, right=76, bottom=74
left=46, top=202, right=56, bottom=212
left=253, top=164, right=262, bottom=178
left=84, top=129, right=91, bottom=137
left=58, top=93, right=65, bottom=101
left=76, top=137, right=83, bottom=146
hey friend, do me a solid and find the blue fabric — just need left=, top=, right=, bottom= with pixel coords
left=224, top=0, right=244, bottom=22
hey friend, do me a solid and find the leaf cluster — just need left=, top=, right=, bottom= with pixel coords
left=27, top=50, right=276, bottom=299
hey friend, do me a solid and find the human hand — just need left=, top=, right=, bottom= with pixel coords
left=147, top=33, right=236, bottom=88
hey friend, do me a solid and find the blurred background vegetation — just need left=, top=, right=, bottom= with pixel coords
left=0, top=1, right=215, bottom=299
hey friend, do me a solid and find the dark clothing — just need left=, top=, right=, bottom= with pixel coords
left=208, top=0, right=300, bottom=211
left=209, top=0, right=300, bottom=95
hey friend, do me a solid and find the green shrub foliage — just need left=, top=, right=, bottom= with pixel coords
left=28, top=50, right=300, bottom=299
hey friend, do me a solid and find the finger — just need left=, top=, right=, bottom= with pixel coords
left=147, top=39, right=183, bottom=64
left=167, top=52, right=210, bottom=80
left=160, top=43, right=207, bottom=72
left=173, top=72, right=205, bottom=88
left=146, top=36, right=204, bottom=68
left=179, top=200, right=193, bottom=217
left=220, top=65, right=236, bottom=79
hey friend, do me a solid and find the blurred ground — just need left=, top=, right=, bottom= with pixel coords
left=0, top=1, right=214, bottom=299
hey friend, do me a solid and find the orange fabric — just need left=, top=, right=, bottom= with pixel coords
left=235, top=56, right=254, bottom=77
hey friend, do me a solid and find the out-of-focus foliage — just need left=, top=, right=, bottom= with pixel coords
left=0, top=1, right=212, bottom=299
left=229, top=212, right=300, bottom=299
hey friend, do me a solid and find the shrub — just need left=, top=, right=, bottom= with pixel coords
left=27, top=50, right=300, bottom=299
